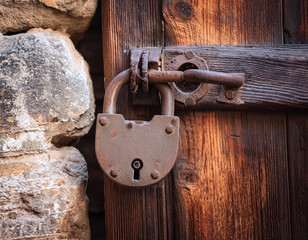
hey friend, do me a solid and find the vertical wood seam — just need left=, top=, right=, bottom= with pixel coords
left=285, top=115, right=293, bottom=240
left=281, top=0, right=286, bottom=43
left=282, top=2, right=292, bottom=237
left=282, top=0, right=300, bottom=239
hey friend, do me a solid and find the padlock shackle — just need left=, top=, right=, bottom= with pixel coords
left=103, top=69, right=130, bottom=114
left=103, top=69, right=174, bottom=115
left=155, top=84, right=174, bottom=116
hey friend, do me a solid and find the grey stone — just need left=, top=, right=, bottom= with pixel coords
left=0, top=30, right=93, bottom=238
left=0, top=29, right=95, bottom=158
left=0, top=0, right=98, bottom=40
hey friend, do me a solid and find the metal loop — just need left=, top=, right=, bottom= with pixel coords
left=103, top=69, right=174, bottom=115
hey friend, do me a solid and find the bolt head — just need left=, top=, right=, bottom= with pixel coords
left=165, top=125, right=175, bottom=134
left=99, top=117, right=108, bottom=126
left=151, top=170, right=160, bottom=179
left=110, top=169, right=119, bottom=177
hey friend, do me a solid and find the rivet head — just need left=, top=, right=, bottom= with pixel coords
left=110, top=169, right=119, bottom=177
left=225, top=90, right=235, bottom=100
left=171, top=118, right=178, bottom=125
left=127, top=122, right=134, bottom=129
left=151, top=170, right=160, bottom=179
left=99, top=117, right=108, bottom=126
left=184, top=50, right=195, bottom=60
left=165, top=125, right=175, bottom=134
left=184, top=97, right=196, bottom=106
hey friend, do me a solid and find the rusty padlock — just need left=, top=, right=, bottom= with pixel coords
left=95, top=69, right=179, bottom=187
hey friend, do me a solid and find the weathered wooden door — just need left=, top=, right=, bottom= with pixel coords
left=101, top=0, right=307, bottom=239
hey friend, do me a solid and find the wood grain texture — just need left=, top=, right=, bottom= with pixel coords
left=287, top=113, right=308, bottom=240
left=163, top=0, right=283, bottom=45
left=101, top=1, right=170, bottom=240
left=163, top=0, right=292, bottom=239
left=173, top=111, right=291, bottom=239
left=163, top=45, right=308, bottom=110
left=102, top=0, right=163, bottom=87
left=284, top=1, right=308, bottom=239
left=283, top=0, right=308, bottom=43
left=99, top=0, right=306, bottom=239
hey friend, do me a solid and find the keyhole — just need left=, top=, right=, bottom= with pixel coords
left=131, top=159, right=143, bottom=180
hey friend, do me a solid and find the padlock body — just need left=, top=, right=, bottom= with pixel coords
left=95, top=114, right=179, bottom=187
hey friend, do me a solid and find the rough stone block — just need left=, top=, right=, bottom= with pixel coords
left=0, top=29, right=95, bottom=157
left=0, top=29, right=94, bottom=239
left=0, top=147, right=90, bottom=239
left=0, top=0, right=98, bottom=40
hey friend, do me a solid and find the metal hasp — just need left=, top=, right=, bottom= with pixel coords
left=95, top=70, right=179, bottom=187
left=96, top=49, right=245, bottom=187
left=148, top=69, right=245, bottom=105
left=130, top=48, right=245, bottom=106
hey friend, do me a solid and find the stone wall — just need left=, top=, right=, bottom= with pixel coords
left=0, top=148, right=90, bottom=239
left=0, top=2, right=97, bottom=238
left=0, top=0, right=98, bottom=41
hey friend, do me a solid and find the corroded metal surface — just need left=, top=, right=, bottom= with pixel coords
left=141, top=51, right=150, bottom=93
left=103, top=69, right=131, bottom=114
left=95, top=114, right=179, bottom=187
left=216, top=86, right=244, bottom=104
left=129, top=48, right=162, bottom=94
left=163, top=51, right=211, bottom=106
left=148, top=69, right=245, bottom=88
left=129, top=49, right=142, bottom=93
left=97, top=69, right=179, bottom=187
left=184, top=69, right=244, bottom=88
left=129, top=48, right=245, bottom=106
left=103, top=69, right=175, bottom=115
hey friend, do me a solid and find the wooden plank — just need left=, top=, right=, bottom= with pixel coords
left=102, top=0, right=163, bottom=87
left=101, top=1, right=170, bottom=240
left=173, top=111, right=290, bottom=239
left=287, top=114, right=308, bottom=240
left=284, top=1, right=308, bottom=239
left=162, top=45, right=308, bottom=110
left=163, top=0, right=283, bottom=45
left=283, top=0, right=308, bottom=44
left=163, top=0, right=291, bottom=239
